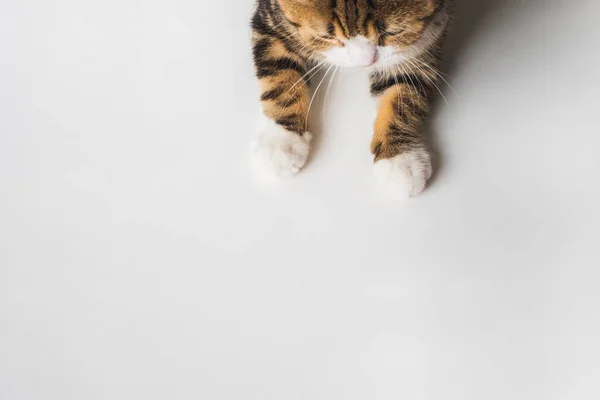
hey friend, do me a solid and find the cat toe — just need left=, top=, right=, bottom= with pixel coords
left=251, top=120, right=312, bottom=180
left=374, top=148, right=433, bottom=199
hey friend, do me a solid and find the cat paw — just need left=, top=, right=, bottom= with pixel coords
left=374, top=148, right=433, bottom=199
left=251, top=121, right=312, bottom=179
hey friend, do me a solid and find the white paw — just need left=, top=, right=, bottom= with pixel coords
left=251, top=119, right=312, bottom=179
left=374, top=148, right=433, bottom=199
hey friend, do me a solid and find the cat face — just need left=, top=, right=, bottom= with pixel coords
left=276, top=0, right=446, bottom=69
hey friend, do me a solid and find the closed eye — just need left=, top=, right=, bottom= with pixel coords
left=314, top=35, right=343, bottom=46
left=381, top=29, right=405, bottom=37
left=375, top=22, right=406, bottom=38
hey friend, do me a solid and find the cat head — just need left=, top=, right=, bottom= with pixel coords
left=276, top=0, right=448, bottom=69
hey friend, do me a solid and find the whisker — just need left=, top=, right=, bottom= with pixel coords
left=402, top=59, right=431, bottom=107
left=397, top=62, right=421, bottom=109
left=284, top=59, right=328, bottom=97
left=306, top=64, right=334, bottom=131
left=410, top=57, right=458, bottom=97
left=280, top=61, right=329, bottom=108
left=405, top=58, right=449, bottom=106
left=391, top=67, right=402, bottom=117
left=324, top=66, right=339, bottom=108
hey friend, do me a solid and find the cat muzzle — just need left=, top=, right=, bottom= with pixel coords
left=346, top=37, right=378, bottom=67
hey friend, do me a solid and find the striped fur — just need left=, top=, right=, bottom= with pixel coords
left=251, top=0, right=451, bottom=188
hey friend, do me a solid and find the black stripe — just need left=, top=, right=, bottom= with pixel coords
left=251, top=7, right=302, bottom=58
left=331, top=0, right=350, bottom=37
left=251, top=12, right=271, bottom=35
left=333, top=11, right=349, bottom=37
left=387, top=136, right=420, bottom=147
left=388, top=125, right=420, bottom=144
left=252, top=37, right=272, bottom=61
left=361, top=0, right=373, bottom=33
left=275, top=114, right=303, bottom=133
left=256, top=57, right=306, bottom=78
left=276, top=114, right=301, bottom=125
left=372, top=142, right=382, bottom=159
left=260, top=87, right=285, bottom=101
left=343, top=2, right=352, bottom=31
left=383, top=125, right=422, bottom=154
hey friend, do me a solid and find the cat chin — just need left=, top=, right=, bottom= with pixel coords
left=374, top=149, right=433, bottom=199
left=251, top=117, right=312, bottom=180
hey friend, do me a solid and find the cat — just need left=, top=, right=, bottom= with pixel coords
left=251, top=0, right=450, bottom=197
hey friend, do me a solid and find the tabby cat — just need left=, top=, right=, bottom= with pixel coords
left=251, top=0, right=450, bottom=197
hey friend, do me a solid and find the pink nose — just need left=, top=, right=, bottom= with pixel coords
left=347, top=37, right=378, bottom=67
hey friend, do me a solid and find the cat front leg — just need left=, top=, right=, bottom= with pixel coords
left=369, top=70, right=434, bottom=198
left=251, top=33, right=313, bottom=179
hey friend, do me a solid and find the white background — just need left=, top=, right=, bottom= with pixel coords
left=1, top=0, right=600, bottom=399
